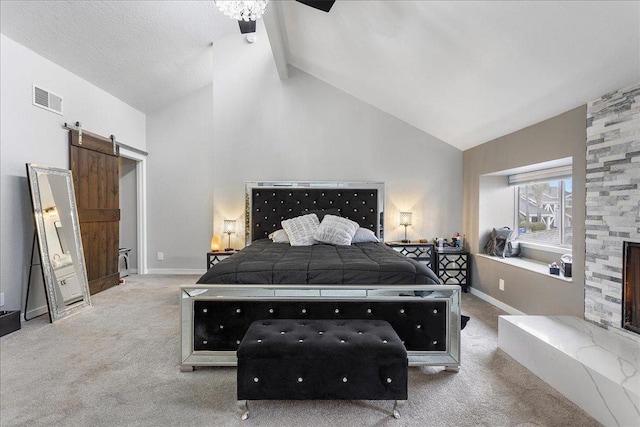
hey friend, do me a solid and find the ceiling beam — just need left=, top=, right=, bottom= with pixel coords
left=263, top=2, right=289, bottom=79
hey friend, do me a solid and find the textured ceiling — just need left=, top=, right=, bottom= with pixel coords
left=1, top=1, right=639, bottom=150
left=0, top=0, right=237, bottom=113
left=279, top=0, right=640, bottom=149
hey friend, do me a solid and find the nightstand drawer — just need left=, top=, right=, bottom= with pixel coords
left=207, top=251, right=236, bottom=269
left=386, top=242, right=435, bottom=270
left=434, top=248, right=470, bottom=292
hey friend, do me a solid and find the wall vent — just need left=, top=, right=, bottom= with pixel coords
left=32, top=84, right=63, bottom=115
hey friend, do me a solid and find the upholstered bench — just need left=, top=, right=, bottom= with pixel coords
left=237, top=318, right=408, bottom=420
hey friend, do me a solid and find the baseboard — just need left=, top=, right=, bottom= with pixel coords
left=22, top=305, right=48, bottom=322
left=469, top=287, right=526, bottom=315
left=145, top=268, right=206, bottom=275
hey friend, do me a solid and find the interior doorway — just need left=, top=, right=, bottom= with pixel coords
left=119, top=157, right=137, bottom=274
left=119, top=146, right=147, bottom=275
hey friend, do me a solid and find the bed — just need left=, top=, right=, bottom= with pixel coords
left=180, top=182, right=463, bottom=371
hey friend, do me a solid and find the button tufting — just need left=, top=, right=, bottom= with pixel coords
left=383, top=340, right=388, bottom=343
left=318, top=331, right=324, bottom=335
left=416, top=325, right=422, bottom=329
left=340, top=340, right=345, bottom=343
left=299, top=339, right=304, bottom=343
left=358, top=331, right=363, bottom=334
left=387, top=378, right=392, bottom=384
left=236, top=308, right=241, bottom=313
left=269, top=309, right=274, bottom=314
left=281, top=331, right=285, bottom=335
left=219, top=325, right=224, bottom=329
left=203, top=340, right=208, bottom=344
left=254, top=377, right=259, bottom=383
left=236, top=340, right=241, bottom=345
left=257, top=339, right=262, bottom=343
left=433, top=340, right=438, bottom=345
left=334, top=309, right=340, bottom=314
left=367, top=309, right=372, bottom=314
left=301, top=309, right=307, bottom=314
left=342, top=377, right=348, bottom=383
left=433, top=309, right=438, bottom=314
left=297, top=377, right=303, bottom=383
left=400, top=309, right=405, bottom=314
left=202, top=308, right=208, bottom=313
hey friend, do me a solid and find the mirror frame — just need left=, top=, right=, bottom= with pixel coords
left=26, top=163, right=91, bottom=322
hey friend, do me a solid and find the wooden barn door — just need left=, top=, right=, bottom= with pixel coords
left=69, top=129, right=120, bottom=295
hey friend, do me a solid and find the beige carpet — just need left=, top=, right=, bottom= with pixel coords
left=0, top=275, right=600, bottom=426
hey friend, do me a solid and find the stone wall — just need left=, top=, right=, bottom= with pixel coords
left=585, top=82, right=640, bottom=334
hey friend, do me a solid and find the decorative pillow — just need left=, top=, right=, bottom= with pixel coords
left=300, top=208, right=341, bottom=222
left=281, top=214, right=320, bottom=246
left=268, top=229, right=290, bottom=243
left=351, top=227, right=380, bottom=243
left=313, top=215, right=359, bottom=246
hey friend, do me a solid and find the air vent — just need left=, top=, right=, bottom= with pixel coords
left=32, top=85, right=63, bottom=115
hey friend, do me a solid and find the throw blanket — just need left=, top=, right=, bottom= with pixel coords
left=197, top=239, right=441, bottom=285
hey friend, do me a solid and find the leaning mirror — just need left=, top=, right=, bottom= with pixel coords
left=26, top=164, right=91, bottom=322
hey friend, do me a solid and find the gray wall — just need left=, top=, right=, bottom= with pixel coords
left=210, top=30, right=463, bottom=250
left=143, top=29, right=463, bottom=273
left=0, top=35, right=145, bottom=315
left=146, top=84, right=214, bottom=273
left=463, top=106, right=587, bottom=316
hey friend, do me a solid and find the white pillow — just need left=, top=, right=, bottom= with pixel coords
left=313, top=215, right=359, bottom=246
left=351, top=227, right=380, bottom=243
left=268, top=229, right=290, bottom=243
left=281, top=214, right=320, bottom=246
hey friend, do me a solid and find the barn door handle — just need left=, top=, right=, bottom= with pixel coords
left=110, top=135, right=116, bottom=155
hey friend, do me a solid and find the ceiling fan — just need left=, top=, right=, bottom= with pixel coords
left=217, top=1, right=336, bottom=36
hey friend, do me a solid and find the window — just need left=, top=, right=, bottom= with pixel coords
left=515, top=179, right=572, bottom=247
left=509, top=164, right=572, bottom=248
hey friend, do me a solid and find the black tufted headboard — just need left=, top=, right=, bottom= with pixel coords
left=245, top=182, right=384, bottom=243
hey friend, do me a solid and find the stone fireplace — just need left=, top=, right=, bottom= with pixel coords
left=585, top=82, right=640, bottom=339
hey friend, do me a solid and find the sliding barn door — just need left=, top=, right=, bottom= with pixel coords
left=69, top=129, right=120, bottom=295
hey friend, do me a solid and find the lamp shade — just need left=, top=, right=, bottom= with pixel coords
left=210, top=235, right=221, bottom=251
left=399, top=212, right=412, bottom=226
left=223, top=219, right=236, bottom=234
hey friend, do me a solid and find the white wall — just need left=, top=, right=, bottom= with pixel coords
left=211, top=28, right=463, bottom=250
left=0, top=34, right=146, bottom=315
left=145, top=83, right=214, bottom=273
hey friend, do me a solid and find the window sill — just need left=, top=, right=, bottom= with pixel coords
left=475, top=254, right=573, bottom=283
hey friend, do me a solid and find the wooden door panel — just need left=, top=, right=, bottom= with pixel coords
left=70, top=129, right=120, bottom=295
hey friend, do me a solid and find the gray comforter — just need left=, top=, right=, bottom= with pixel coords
left=197, top=239, right=441, bottom=285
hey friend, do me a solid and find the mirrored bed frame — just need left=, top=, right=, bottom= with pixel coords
left=180, top=182, right=461, bottom=371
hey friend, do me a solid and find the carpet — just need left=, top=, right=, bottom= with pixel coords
left=0, top=275, right=600, bottom=426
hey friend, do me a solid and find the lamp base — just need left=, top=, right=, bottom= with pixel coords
left=401, top=239, right=410, bottom=243
left=224, top=248, right=233, bottom=252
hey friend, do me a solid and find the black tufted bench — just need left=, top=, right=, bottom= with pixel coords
left=237, top=318, right=408, bottom=420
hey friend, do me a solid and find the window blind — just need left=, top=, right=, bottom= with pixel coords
left=508, top=165, right=572, bottom=186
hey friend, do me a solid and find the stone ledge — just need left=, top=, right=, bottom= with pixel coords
left=498, top=315, right=639, bottom=427
left=476, top=254, right=572, bottom=282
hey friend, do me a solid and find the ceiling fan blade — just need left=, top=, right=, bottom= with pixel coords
left=238, top=20, right=256, bottom=34
left=295, top=0, right=336, bottom=13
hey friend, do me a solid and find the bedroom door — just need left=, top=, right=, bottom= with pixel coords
left=69, top=129, right=120, bottom=295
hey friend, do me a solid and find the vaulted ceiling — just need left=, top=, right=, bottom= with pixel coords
left=2, top=1, right=638, bottom=150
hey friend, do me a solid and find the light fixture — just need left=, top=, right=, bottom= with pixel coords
left=399, top=212, right=412, bottom=243
left=223, top=220, right=236, bottom=251
left=210, top=235, right=221, bottom=252
left=214, top=1, right=269, bottom=22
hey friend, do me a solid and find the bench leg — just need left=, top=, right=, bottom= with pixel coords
left=392, top=400, right=405, bottom=419
left=179, top=364, right=194, bottom=372
left=238, top=400, right=249, bottom=420
left=445, top=365, right=460, bottom=373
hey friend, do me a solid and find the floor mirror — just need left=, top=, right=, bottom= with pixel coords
left=26, top=163, right=91, bottom=322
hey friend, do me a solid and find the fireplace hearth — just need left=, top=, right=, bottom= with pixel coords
left=623, top=241, right=640, bottom=335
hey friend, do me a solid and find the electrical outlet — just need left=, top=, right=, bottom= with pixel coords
left=0, top=292, right=4, bottom=306
left=499, top=279, right=505, bottom=291
left=157, top=252, right=164, bottom=261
